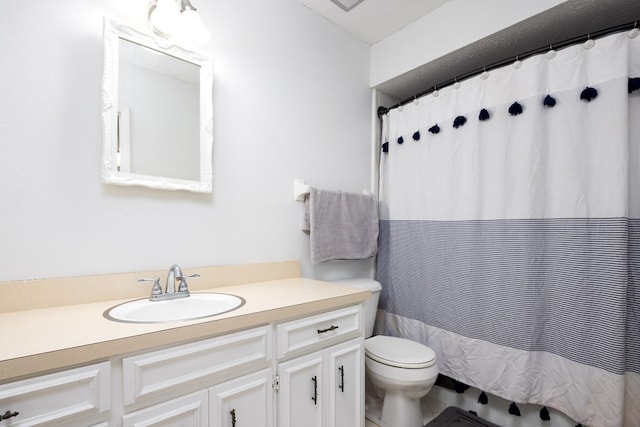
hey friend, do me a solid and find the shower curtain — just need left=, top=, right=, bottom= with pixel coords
left=377, top=31, right=640, bottom=427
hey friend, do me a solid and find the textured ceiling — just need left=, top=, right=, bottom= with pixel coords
left=376, top=0, right=640, bottom=104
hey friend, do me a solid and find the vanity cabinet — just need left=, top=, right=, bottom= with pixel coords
left=275, top=306, right=364, bottom=427
left=0, top=362, right=110, bottom=427
left=0, top=304, right=364, bottom=427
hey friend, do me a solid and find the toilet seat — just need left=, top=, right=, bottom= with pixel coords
left=365, top=335, right=436, bottom=369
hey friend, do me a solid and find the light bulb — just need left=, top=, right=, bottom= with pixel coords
left=149, top=0, right=180, bottom=36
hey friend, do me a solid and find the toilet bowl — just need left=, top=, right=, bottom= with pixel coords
left=333, top=279, right=439, bottom=427
left=365, top=335, right=438, bottom=427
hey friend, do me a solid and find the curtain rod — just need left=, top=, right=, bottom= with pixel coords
left=378, top=20, right=639, bottom=118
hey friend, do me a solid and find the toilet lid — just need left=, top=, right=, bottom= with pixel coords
left=365, top=335, right=436, bottom=369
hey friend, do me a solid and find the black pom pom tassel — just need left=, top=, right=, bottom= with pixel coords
left=479, top=109, right=490, bottom=121
left=508, top=102, right=523, bottom=116
left=397, top=136, right=404, bottom=145
left=453, top=380, right=470, bottom=394
left=540, top=406, right=551, bottom=421
left=543, top=95, right=556, bottom=108
left=580, top=86, right=598, bottom=102
left=453, top=116, right=467, bottom=128
left=478, top=391, right=488, bottom=405
left=428, top=124, right=440, bottom=134
left=382, top=142, right=389, bottom=153
left=629, top=77, right=640, bottom=94
left=412, top=131, right=421, bottom=141
left=509, top=402, right=521, bottom=416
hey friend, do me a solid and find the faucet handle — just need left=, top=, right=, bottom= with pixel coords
left=138, top=277, right=163, bottom=296
left=177, top=273, right=200, bottom=292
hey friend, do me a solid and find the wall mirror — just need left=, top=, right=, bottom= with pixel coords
left=102, top=18, right=213, bottom=193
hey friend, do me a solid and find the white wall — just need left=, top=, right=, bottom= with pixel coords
left=370, top=0, right=566, bottom=87
left=0, top=0, right=373, bottom=281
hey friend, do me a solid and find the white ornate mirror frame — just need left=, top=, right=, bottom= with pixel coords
left=102, top=18, right=213, bottom=193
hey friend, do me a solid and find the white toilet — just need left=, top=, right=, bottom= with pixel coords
left=335, top=278, right=438, bottom=427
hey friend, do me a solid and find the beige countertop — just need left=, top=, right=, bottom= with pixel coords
left=0, top=277, right=369, bottom=383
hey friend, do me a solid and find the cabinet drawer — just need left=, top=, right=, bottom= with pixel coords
left=276, top=305, right=362, bottom=360
left=0, top=362, right=110, bottom=426
left=123, top=325, right=271, bottom=405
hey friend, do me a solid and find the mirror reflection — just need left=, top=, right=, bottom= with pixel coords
left=118, top=39, right=200, bottom=181
left=102, top=19, right=213, bottom=193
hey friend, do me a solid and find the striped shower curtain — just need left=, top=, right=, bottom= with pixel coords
left=376, top=30, right=640, bottom=427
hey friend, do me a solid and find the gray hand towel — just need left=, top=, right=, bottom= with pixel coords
left=304, top=187, right=379, bottom=264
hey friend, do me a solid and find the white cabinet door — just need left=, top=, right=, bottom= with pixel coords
left=122, top=390, right=208, bottom=427
left=326, top=339, right=364, bottom=427
left=277, top=352, right=323, bottom=427
left=209, top=368, right=273, bottom=427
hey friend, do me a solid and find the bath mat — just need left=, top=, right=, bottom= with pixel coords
left=425, top=406, right=500, bottom=427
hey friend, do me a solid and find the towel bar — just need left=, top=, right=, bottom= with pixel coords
left=293, top=179, right=373, bottom=201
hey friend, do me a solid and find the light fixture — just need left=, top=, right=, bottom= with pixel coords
left=176, top=0, right=210, bottom=43
left=148, top=0, right=210, bottom=44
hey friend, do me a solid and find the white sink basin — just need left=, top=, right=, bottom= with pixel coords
left=105, top=293, right=245, bottom=323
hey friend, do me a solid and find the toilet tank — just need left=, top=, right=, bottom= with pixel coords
left=332, top=278, right=382, bottom=338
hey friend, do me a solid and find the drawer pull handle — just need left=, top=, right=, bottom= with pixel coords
left=338, top=365, right=345, bottom=392
left=317, top=325, right=339, bottom=334
left=230, top=408, right=236, bottom=427
left=311, top=375, right=318, bottom=405
left=1, top=411, right=19, bottom=420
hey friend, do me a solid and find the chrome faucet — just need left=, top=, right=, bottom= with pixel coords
left=167, top=264, right=194, bottom=294
left=166, top=264, right=183, bottom=294
left=139, top=264, right=200, bottom=301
